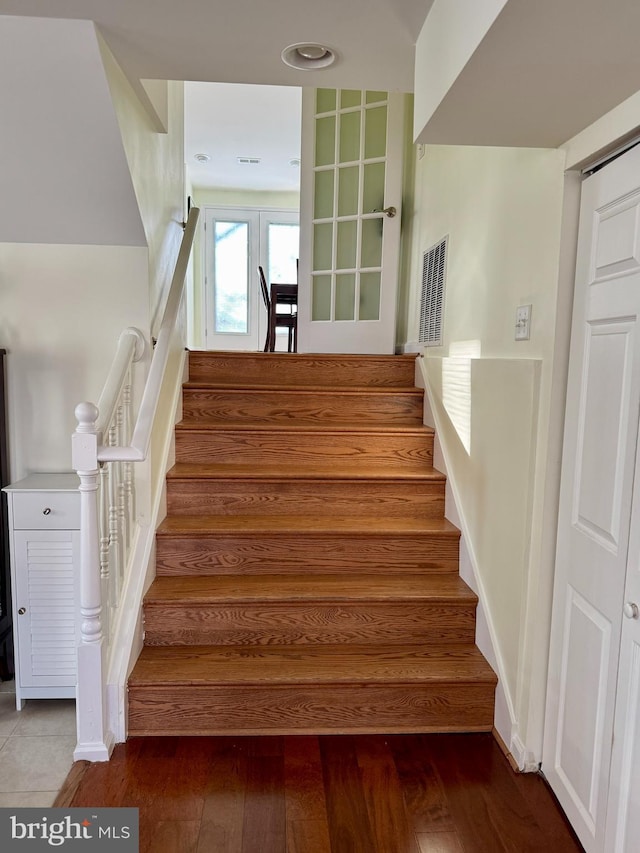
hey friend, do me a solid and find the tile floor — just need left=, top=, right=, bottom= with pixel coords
left=0, top=679, right=75, bottom=807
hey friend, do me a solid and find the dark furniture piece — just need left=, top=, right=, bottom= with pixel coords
left=258, top=266, right=298, bottom=352
left=0, top=350, right=13, bottom=681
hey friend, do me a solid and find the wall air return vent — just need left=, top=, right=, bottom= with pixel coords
left=419, top=236, right=447, bottom=346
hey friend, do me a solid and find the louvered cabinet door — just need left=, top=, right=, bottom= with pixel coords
left=13, top=529, right=80, bottom=690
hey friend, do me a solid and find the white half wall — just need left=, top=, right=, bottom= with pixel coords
left=418, top=355, right=541, bottom=756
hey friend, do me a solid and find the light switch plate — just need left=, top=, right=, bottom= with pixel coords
left=515, top=304, right=531, bottom=341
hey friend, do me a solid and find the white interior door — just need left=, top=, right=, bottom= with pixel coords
left=543, top=143, right=640, bottom=853
left=298, top=89, right=405, bottom=354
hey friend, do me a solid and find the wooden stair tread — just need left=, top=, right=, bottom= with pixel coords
left=129, top=644, right=497, bottom=687
left=156, top=514, right=460, bottom=536
left=176, top=420, right=434, bottom=435
left=184, top=382, right=422, bottom=394
left=167, top=462, right=445, bottom=482
left=144, top=573, right=476, bottom=604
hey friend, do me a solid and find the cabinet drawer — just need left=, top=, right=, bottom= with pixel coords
left=12, top=492, right=80, bottom=530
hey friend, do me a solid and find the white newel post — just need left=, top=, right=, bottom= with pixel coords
left=73, top=402, right=115, bottom=761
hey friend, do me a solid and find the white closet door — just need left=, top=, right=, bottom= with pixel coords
left=543, top=143, right=640, bottom=853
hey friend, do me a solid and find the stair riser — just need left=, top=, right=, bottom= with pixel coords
left=143, top=602, right=477, bottom=646
left=155, top=534, right=460, bottom=575
left=127, top=683, right=495, bottom=736
left=188, top=353, right=416, bottom=387
left=166, top=479, right=444, bottom=518
left=175, top=430, right=433, bottom=468
left=182, top=389, right=424, bottom=425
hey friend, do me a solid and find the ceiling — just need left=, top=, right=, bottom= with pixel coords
left=0, top=0, right=433, bottom=93
left=416, top=0, right=640, bottom=150
left=185, top=82, right=302, bottom=193
left=4, top=0, right=640, bottom=158
left=0, top=0, right=432, bottom=195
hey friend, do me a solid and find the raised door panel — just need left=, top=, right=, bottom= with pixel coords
left=554, top=590, right=611, bottom=835
left=605, top=639, right=640, bottom=852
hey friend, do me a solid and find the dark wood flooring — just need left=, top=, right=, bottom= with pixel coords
left=57, top=733, right=584, bottom=853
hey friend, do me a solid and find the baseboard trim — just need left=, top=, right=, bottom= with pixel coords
left=492, top=726, right=520, bottom=773
left=510, top=730, right=540, bottom=773
left=398, top=341, right=421, bottom=354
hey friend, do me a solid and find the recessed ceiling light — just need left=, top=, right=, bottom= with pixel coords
left=289, top=158, right=301, bottom=167
left=281, top=43, right=337, bottom=70
left=194, top=153, right=210, bottom=163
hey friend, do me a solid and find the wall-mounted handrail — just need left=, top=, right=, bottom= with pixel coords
left=72, top=207, right=200, bottom=761
left=98, top=209, right=199, bottom=462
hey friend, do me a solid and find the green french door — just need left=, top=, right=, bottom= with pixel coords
left=298, top=89, right=406, bottom=354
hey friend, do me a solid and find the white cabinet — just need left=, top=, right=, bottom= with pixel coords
left=3, top=473, right=80, bottom=709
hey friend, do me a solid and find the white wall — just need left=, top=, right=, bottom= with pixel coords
left=562, top=88, right=640, bottom=170
left=0, top=244, right=149, bottom=481
left=0, top=17, right=145, bottom=247
left=414, top=0, right=507, bottom=142
left=98, top=37, right=186, bottom=329
left=194, top=189, right=300, bottom=209
left=1, top=19, right=187, bottom=486
left=403, top=143, right=567, bottom=760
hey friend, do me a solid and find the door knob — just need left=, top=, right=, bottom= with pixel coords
left=372, top=206, right=397, bottom=218
left=623, top=601, right=639, bottom=619
left=18, top=607, right=26, bottom=615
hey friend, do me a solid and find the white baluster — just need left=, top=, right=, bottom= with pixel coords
left=116, top=403, right=129, bottom=554
left=73, top=402, right=114, bottom=761
left=98, top=463, right=110, bottom=644
left=108, top=424, right=123, bottom=608
left=123, top=381, right=135, bottom=533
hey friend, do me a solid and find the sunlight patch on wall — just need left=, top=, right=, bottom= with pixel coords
left=442, top=340, right=481, bottom=454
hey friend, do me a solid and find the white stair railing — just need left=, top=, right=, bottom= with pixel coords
left=72, top=208, right=199, bottom=761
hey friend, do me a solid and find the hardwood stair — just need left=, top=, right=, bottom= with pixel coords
left=128, top=351, right=496, bottom=736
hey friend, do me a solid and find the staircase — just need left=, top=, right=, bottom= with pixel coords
left=127, top=351, right=496, bottom=736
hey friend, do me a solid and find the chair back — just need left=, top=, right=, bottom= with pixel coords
left=258, top=266, right=270, bottom=310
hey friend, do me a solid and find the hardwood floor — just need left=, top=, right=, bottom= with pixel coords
left=58, top=733, right=584, bottom=852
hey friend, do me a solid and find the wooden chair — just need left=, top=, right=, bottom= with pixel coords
left=258, top=266, right=297, bottom=352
